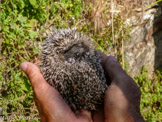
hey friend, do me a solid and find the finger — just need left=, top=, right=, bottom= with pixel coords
left=93, top=108, right=104, bottom=122
left=97, top=51, right=140, bottom=98
left=97, top=51, right=140, bottom=94
left=34, top=95, right=43, bottom=118
left=97, top=51, right=128, bottom=84
left=75, top=110, right=92, bottom=122
left=20, top=62, right=70, bottom=106
left=20, top=62, right=50, bottom=92
left=96, top=50, right=108, bottom=66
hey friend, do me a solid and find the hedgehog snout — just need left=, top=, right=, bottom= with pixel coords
left=68, top=58, right=75, bottom=63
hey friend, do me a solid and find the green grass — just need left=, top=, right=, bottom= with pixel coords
left=0, top=0, right=161, bottom=121
left=0, top=0, right=84, bottom=119
left=135, top=67, right=162, bottom=122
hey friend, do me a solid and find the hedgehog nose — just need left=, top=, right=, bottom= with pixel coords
left=68, top=58, right=75, bottom=63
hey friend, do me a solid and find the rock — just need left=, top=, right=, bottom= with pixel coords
left=124, top=3, right=162, bottom=77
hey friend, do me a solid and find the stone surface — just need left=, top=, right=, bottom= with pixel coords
left=124, top=3, right=162, bottom=77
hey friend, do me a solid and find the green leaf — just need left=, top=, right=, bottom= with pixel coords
left=3, top=26, right=9, bottom=32
left=17, top=0, right=25, bottom=9
left=5, top=39, right=10, bottom=44
left=21, top=83, right=28, bottom=92
left=96, top=45, right=104, bottom=52
left=18, top=14, right=27, bottom=24
left=29, top=0, right=37, bottom=7
left=29, top=30, right=38, bottom=39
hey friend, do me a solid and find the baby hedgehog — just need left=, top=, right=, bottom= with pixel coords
left=41, top=28, right=107, bottom=111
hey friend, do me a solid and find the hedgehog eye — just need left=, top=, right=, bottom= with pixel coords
left=74, top=52, right=80, bottom=58
left=67, top=58, right=75, bottom=63
left=85, top=52, right=89, bottom=56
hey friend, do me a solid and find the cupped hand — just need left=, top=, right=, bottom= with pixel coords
left=96, top=51, right=144, bottom=122
left=20, top=62, right=92, bottom=122
left=20, top=51, right=144, bottom=122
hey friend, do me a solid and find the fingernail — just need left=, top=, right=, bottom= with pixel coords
left=20, top=63, right=27, bottom=72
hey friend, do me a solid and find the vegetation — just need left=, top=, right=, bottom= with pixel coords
left=0, top=0, right=161, bottom=121
left=135, top=67, right=162, bottom=122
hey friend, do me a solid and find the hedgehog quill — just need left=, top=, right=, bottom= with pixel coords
left=41, top=28, right=107, bottom=111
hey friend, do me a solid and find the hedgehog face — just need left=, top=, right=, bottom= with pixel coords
left=61, top=41, right=90, bottom=63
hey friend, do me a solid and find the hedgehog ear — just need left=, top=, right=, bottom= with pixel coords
left=78, top=42, right=83, bottom=47
left=59, top=54, right=65, bottom=61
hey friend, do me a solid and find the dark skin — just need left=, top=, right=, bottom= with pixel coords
left=20, top=51, right=144, bottom=122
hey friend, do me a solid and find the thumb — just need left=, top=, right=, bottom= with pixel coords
left=20, top=62, right=49, bottom=92
left=97, top=51, right=127, bottom=84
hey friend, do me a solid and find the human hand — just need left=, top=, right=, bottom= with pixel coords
left=20, top=62, right=92, bottom=122
left=20, top=51, right=145, bottom=122
left=96, top=51, right=145, bottom=122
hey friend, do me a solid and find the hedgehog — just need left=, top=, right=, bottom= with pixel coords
left=41, top=28, right=107, bottom=111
